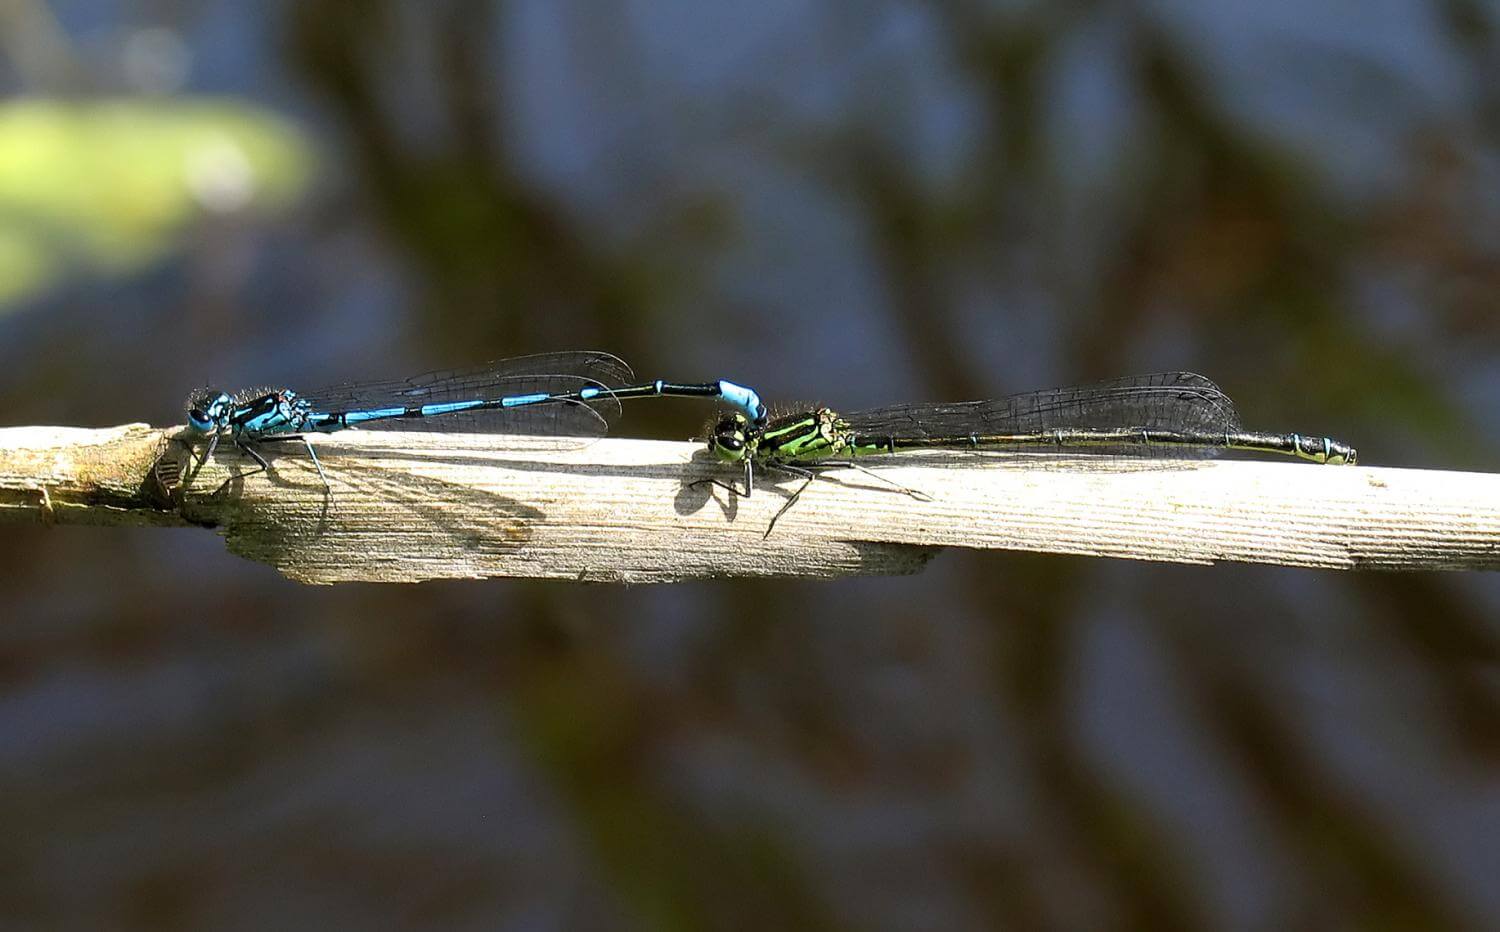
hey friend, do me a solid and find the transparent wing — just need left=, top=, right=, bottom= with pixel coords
left=843, top=372, right=1243, bottom=444
left=300, top=351, right=635, bottom=439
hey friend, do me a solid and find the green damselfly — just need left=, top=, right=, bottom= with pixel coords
left=699, top=372, right=1356, bottom=534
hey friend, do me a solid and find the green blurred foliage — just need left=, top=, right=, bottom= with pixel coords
left=0, top=97, right=315, bottom=309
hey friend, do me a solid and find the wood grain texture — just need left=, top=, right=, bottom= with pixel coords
left=5, top=425, right=1500, bottom=582
left=0, top=424, right=181, bottom=526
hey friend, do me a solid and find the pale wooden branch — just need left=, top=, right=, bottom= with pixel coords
left=0, top=425, right=183, bottom=526
left=4, top=424, right=1500, bottom=583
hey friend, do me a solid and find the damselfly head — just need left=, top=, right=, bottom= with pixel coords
left=186, top=389, right=233, bottom=433
left=707, top=411, right=751, bottom=462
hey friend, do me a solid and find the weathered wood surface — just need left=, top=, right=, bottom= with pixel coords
left=3, top=425, right=1499, bottom=583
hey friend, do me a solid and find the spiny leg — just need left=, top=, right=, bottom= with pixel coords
left=762, top=463, right=818, bottom=539
left=186, top=431, right=220, bottom=469
left=211, top=439, right=270, bottom=496
left=760, top=459, right=933, bottom=538
left=259, top=435, right=332, bottom=493
left=690, top=458, right=756, bottom=499
left=298, top=436, right=330, bottom=491
left=840, top=460, right=932, bottom=502
left=174, top=432, right=217, bottom=487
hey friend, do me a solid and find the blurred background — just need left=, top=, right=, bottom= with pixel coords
left=2, top=0, right=1498, bottom=928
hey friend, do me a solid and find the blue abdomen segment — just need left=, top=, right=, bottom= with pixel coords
left=420, top=400, right=487, bottom=417
left=341, top=406, right=409, bottom=424
left=192, top=354, right=769, bottom=445
left=500, top=393, right=551, bottom=408
left=717, top=380, right=766, bottom=425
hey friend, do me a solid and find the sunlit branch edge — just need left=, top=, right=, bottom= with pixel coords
left=1, top=424, right=1495, bottom=584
